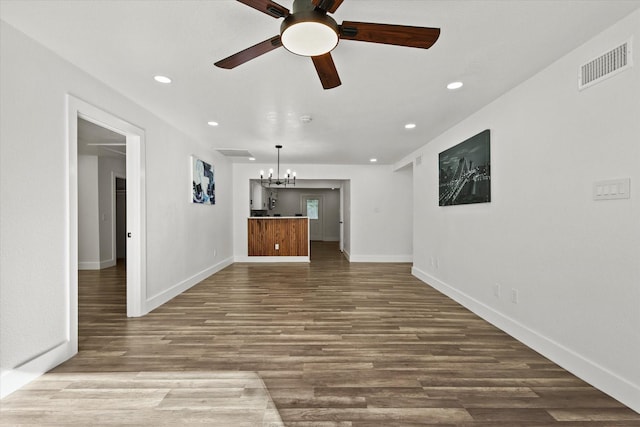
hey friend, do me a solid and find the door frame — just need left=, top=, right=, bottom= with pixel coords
left=67, top=95, right=146, bottom=340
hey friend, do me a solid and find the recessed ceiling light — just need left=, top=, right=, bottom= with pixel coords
left=154, top=75, right=172, bottom=84
left=370, top=158, right=377, bottom=163
left=249, top=157, right=256, bottom=161
left=447, top=81, right=464, bottom=90
left=405, top=123, right=416, bottom=129
left=207, top=121, right=219, bottom=127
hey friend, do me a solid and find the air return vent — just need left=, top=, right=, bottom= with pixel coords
left=578, top=40, right=632, bottom=90
left=217, top=149, right=254, bottom=157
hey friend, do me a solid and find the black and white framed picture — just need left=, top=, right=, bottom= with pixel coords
left=191, top=156, right=215, bottom=205
left=439, top=129, right=491, bottom=206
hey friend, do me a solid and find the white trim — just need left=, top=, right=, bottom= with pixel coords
left=411, top=266, right=640, bottom=414
left=78, top=261, right=101, bottom=270
left=348, top=254, right=413, bottom=263
left=67, top=95, right=147, bottom=319
left=101, top=259, right=116, bottom=269
left=124, top=131, right=145, bottom=317
left=77, top=260, right=115, bottom=270
left=64, top=95, right=80, bottom=375
left=235, top=256, right=310, bottom=263
left=145, top=257, right=234, bottom=313
left=0, top=341, right=72, bottom=398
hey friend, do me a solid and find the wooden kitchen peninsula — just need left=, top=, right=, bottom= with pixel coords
left=248, top=216, right=309, bottom=260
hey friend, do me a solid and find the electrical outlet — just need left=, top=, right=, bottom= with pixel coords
left=435, top=257, right=440, bottom=269
left=511, top=289, right=519, bottom=304
left=213, top=249, right=217, bottom=258
left=275, top=243, right=279, bottom=250
left=493, top=283, right=501, bottom=298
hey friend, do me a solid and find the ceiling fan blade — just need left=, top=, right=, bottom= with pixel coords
left=312, top=0, right=345, bottom=14
left=340, top=21, right=440, bottom=49
left=214, top=36, right=282, bottom=69
left=312, top=53, right=341, bottom=90
left=237, top=0, right=289, bottom=18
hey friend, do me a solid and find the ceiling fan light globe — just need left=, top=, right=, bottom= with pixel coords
left=281, top=14, right=339, bottom=57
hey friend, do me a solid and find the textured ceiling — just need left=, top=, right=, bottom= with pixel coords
left=2, top=0, right=639, bottom=165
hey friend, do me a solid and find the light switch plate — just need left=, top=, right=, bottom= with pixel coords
left=593, top=178, right=630, bottom=200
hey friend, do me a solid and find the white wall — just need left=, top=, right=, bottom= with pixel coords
left=77, top=155, right=100, bottom=269
left=0, top=22, right=234, bottom=397
left=403, top=10, right=640, bottom=412
left=98, top=156, right=126, bottom=268
left=233, top=163, right=413, bottom=262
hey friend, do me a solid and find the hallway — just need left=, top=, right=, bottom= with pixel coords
left=2, top=243, right=639, bottom=425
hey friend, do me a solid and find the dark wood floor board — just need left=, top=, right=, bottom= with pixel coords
left=2, top=242, right=639, bottom=425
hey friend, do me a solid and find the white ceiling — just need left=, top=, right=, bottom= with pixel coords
left=2, top=0, right=639, bottom=165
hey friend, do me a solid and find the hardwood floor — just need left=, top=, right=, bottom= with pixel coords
left=2, top=242, right=639, bottom=426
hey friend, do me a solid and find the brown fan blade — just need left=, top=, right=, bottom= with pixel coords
left=214, top=36, right=282, bottom=69
left=312, top=53, right=341, bottom=90
left=340, top=21, right=440, bottom=49
left=312, top=0, right=344, bottom=14
left=237, top=0, right=289, bottom=18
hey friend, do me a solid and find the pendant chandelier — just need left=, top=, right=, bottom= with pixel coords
left=260, top=145, right=296, bottom=187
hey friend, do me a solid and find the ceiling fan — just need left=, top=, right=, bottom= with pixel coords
left=214, top=0, right=440, bottom=89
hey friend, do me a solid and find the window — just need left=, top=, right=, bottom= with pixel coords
left=306, top=199, right=319, bottom=219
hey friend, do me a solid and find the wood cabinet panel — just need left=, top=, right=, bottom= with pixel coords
left=248, top=218, right=308, bottom=256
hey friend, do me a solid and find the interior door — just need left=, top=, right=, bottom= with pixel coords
left=302, top=195, right=323, bottom=241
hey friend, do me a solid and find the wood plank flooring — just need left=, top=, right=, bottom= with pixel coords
left=2, top=242, right=639, bottom=426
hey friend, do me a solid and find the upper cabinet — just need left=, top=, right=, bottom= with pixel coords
left=251, top=181, right=267, bottom=210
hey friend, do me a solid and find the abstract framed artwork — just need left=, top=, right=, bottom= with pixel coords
left=439, top=129, right=491, bottom=206
left=191, top=156, right=215, bottom=205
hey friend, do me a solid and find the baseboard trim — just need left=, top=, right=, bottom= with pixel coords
left=234, top=256, right=310, bottom=263
left=78, top=261, right=100, bottom=270
left=100, top=259, right=116, bottom=269
left=411, top=266, right=640, bottom=414
left=144, top=257, right=234, bottom=314
left=348, top=254, right=413, bottom=263
left=1, top=340, right=75, bottom=399
left=78, top=259, right=116, bottom=270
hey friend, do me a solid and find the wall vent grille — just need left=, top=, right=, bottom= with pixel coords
left=579, top=40, right=632, bottom=90
left=217, top=149, right=254, bottom=157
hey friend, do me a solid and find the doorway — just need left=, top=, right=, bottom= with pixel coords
left=67, top=95, right=147, bottom=361
left=77, top=118, right=126, bottom=272
left=115, top=177, right=127, bottom=262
